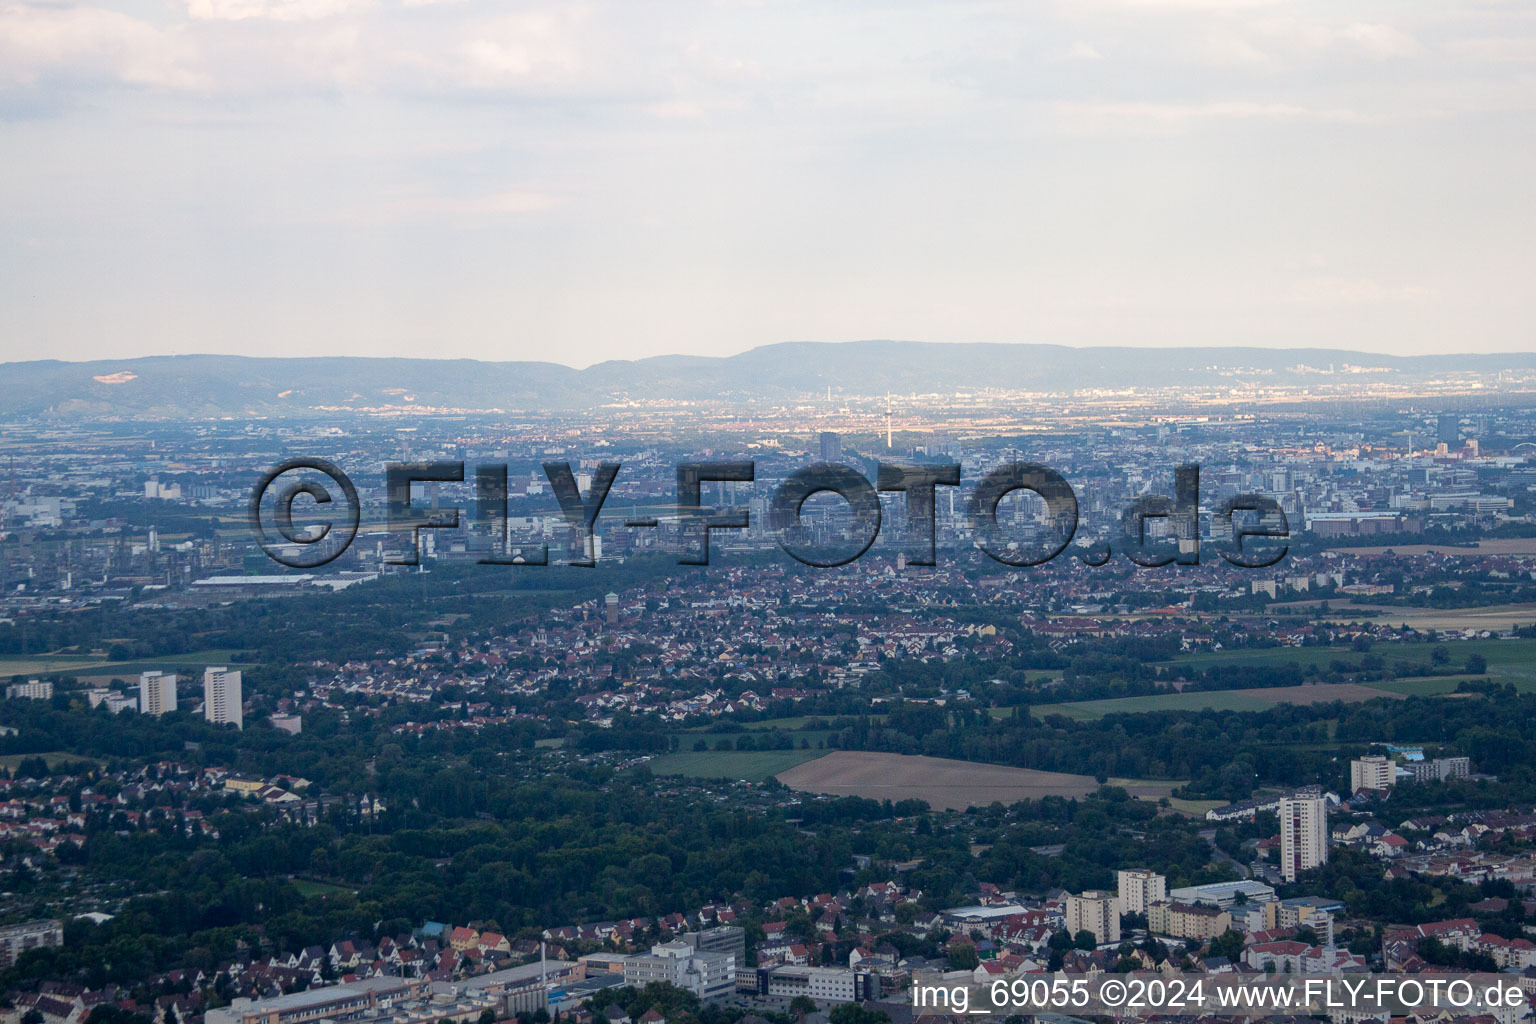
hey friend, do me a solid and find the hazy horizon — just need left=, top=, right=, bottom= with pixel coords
left=9, top=335, right=1536, bottom=372
left=4, top=0, right=1534, bottom=364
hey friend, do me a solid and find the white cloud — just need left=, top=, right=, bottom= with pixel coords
left=0, top=3, right=205, bottom=88
left=644, top=100, right=706, bottom=119
left=1337, top=22, right=1423, bottom=60
left=1056, top=99, right=1362, bottom=128
left=453, top=10, right=593, bottom=87
left=1447, top=36, right=1536, bottom=63
left=319, top=186, right=566, bottom=225
left=184, top=0, right=371, bottom=21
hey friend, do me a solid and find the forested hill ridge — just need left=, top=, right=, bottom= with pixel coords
left=3, top=342, right=1536, bottom=418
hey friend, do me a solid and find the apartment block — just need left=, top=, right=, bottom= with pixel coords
left=204, top=666, right=243, bottom=729
left=0, top=919, right=63, bottom=968
left=1407, top=757, right=1471, bottom=783
left=139, top=670, right=178, bottom=716
left=1116, top=868, right=1167, bottom=916
left=4, top=679, right=52, bottom=701
left=1147, top=901, right=1231, bottom=941
left=1349, top=755, right=1395, bottom=793
left=1279, top=795, right=1329, bottom=882
left=1065, top=890, right=1120, bottom=946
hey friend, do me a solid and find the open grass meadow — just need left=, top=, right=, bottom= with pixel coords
left=1161, top=637, right=1536, bottom=678
left=641, top=748, right=828, bottom=781
left=1026, top=682, right=1408, bottom=721
left=0, top=648, right=256, bottom=682
left=291, top=878, right=358, bottom=899
left=0, top=751, right=102, bottom=772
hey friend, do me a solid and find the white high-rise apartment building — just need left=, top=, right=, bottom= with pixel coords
left=1117, top=869, right=1167, bottom=916
left=1065, top=891, right=1120, bottom=946
left=5, top=680, right=52, bottom=701
left=1349, top=755, right=1395, bottom=793
left=203, top=667, right=243, bottom=729
left=1279, top=795, right=1328, bottom=882
left=139, top=671, right=178, bottom=716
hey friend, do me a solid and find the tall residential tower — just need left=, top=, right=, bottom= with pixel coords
left=203, top=667, right=243, bottom=729
left=1279, top=795, right=1328, bottom=882
left=139, top=671, right=177, bottom=716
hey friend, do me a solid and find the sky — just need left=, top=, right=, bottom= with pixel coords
left=2, top=0, right=1534, bottom=366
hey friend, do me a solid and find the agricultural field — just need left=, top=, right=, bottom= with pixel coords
left=1362, top=675, right=1487, bottom=696
left=1164, top=637, right=1536, bottom=677
left=0, top=752, right=101, bottom=772
left=642, top=748, right=826, bottom=781
left=1322, top=605, right=1536, bottom=633
left=1027, top=682, right=1407, bottom=721
left=774, top=750, right=1178, bottom=811
left=0, top=649, right=255, bottom=682
left=736, top=716, right=838, bottom=731
left=1331, top=539, right=1536, bottom=557
left=1165, top=796, right=1225, bottom=816
left=0, top=656, right=109, bottom=678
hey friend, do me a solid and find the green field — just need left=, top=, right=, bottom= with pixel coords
left=1362, top=675, right=1486, bottom=696
left=0, top=752, right=101, bottom=771
left=642, top=748, right=828, bottom=781
left=736, top=716, right=839, bottom=730
left=1163, top=637, right=1536, bottom=677
left=0, top=656, right=107, bottom=678
left=0, top=649, right=255, bottom=680
left=291, top=878, right=356, bottom=899
left=1166, top=797, right=1224, bottom=816
left=698, top=713, right=888, bottom=732
left=1028, top=691, right=1282, bottom=721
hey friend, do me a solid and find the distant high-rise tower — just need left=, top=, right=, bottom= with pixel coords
left=203, top=667, right=243, bottom=729
left=1436, top=414, right=1459, bottom=447
left=604, top=591, right=620, bottom=625
left=1279, top=795, right=1328, bottom=881
left=818, top=431, right=842, bottom=462
left=139, top=671, right=177, bottom=716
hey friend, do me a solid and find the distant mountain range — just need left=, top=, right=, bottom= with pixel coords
left=2, top=342, right=1534, bottom=419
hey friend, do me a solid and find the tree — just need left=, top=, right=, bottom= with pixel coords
left=1074, top=930, right=1097, bottom=951
left=788, top=996, right=817, bottom=1019
left=829, top=1005, right=891, bottom=1024
left=948, top=943, right=979, bottom=971
left=85, top=1010, right=154, bottom=1024
left=1209, top=929, right=1245, bottom=963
